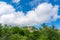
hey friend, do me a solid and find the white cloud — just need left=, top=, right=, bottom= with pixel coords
left=0, top=2, right=59, bottom=26
left=51, top=5, right=59, bottom=20
left=12, top=0, right=20, bottom=3
left=0, top=2, right=15, bottom=15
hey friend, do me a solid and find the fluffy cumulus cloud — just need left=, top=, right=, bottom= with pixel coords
left=12, top=0, right=20, bottom=3
left=0, top=2, right=59, bottom=26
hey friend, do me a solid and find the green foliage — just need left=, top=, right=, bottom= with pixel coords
left=0, top=24, right=60, bottom=40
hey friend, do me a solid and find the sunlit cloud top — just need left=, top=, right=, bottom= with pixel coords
left=0, top=0, right=60, bottom=27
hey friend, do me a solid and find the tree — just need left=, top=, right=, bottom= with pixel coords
left=0, top=24, right=3, bottom=39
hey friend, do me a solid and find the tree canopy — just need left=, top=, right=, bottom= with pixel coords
left=0, top=24, right=60, bottom=40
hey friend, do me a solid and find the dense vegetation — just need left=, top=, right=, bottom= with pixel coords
left=0, top=24, right=60, bottom=40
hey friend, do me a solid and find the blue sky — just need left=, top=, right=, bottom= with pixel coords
left=0, top=0, right=60, bottom=29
